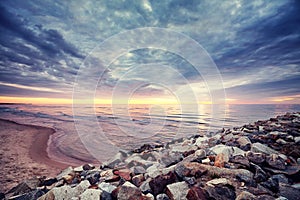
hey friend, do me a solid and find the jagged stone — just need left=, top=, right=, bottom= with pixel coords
left=246, top=151, right=266, bottom=164
left=266, top=154, right=286, bottom=170
left=204, top=178, right=236, bottom=200
left=79, top=189, right=101, bottom=200
left=230, top=155, right=250, bottom=167
left=165, top=181, right=189, bottom=200
left=117, top=181, right=144, bottom=200
left=56, top=166, right=74, bottom=181
left=186, top=186, right=207, bottom=200
left=149, top=171, right=177, bottom=196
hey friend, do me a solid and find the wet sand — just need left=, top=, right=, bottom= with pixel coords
left=0, top=119, right=68, bottom=192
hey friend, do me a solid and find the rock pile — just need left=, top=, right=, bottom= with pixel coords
left=2, top=112, right=300, bottom=200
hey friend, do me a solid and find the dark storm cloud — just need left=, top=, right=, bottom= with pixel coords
left=0, top=5, right=83, bottom=59
left=214, top=0, right=300, bottom=70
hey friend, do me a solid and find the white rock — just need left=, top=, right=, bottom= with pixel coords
left=73, top=180, right=90, bottom=196
left=206, top=178, right=231, bottom=187
left=80, top=189, right=102, bottom=200
left=98, top=182, right=117, bottom=193
left=166, top=181, right=189, bottom=200
left=295, top=137, right=300, bottom=143
left=195, top=149, right=206, bottom=159
left=210, top=144, right=244, bottom=158
left=195, top=136, right=209, bottom=147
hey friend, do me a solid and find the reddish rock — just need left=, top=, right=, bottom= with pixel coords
left=214, top=153, right=227, bottom=168
left=114, top=168, right=132, bottom=181
left=175, top=162, right=208, bottom=179
left=149, top=171, right=177, bottom=195
left=186, top=186, right=207, bottom=200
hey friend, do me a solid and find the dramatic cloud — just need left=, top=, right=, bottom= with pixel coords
left=0, top=0, right=299, bottom=103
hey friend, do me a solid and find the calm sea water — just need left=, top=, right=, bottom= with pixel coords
left=0, top=104, right=299, bottom=164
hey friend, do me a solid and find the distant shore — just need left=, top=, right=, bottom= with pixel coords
left=0, top=119, right=68, bottom=192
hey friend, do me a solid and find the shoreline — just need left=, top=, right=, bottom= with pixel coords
left=0, top=118, right=69, bottom=192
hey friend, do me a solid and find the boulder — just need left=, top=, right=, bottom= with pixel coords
left=210, top=144, right=244, bottom=158
left=279, top=183, right=300, bottom=200
left=265, top=154, right=286, bottom=170
left=149, top=171, right=177, bottom=196
left=165, top=181, right=189, bottom=200
left=204, top=178, right=236, bottom=200
left=79, top=189, right=101, bottom=200
left=230, top=155, right=250, bottom=167
left=251, top=143, right=278, bottom=155
left=56, top=166, right=74, bottom=181
left=98, top=182, right=117, bottom=193
left=117, top=181, right=144, bottom=200
left=246, top=151, right=266, bottom=164
left=186, top=186, right=207, bottom=200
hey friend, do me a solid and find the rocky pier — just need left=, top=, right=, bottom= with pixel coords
left=1, top=112, right=300, bottom=200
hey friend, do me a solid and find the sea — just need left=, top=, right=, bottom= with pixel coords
left=0, top=104, right=299, bottom=165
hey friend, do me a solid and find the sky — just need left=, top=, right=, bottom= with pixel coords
left=0, top=0, right=300, bottom=104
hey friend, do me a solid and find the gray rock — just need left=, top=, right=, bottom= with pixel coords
left=194, top=149, right=206, bottom=159
left=251, top=163, right=268, bottom=183
left=195, top=136, right=209, bottom=148
left=131, top=165, right=146, bottom=175
left=223, top=133, right=234, bottom=142
left=117, top=181, right=144, bottom=200
left=204, top=178, right=236, bottom=200
left=140, top=178, right=152, bottom=194
left=295, top=136, right=300, bottom=143
left=56, top=166, right=74, bottom=181
left=237, top=136, right=252, bottom=150
left=246, top=151, right=266, bottom=164
left=156, top=193, right=170, bottom=200
left=266, top=154, right=286, bottom=170
left=251, top=143, right=278, bottom=155
left=230, top=155, right=250, bottom=167
left=132, top=174, right=145, bottom=187
left=271, top=174, right=289, bottom=184
left=210, top=144, right=244, bottom=158
left=161, top=152, right=182, bottom=167
left=170, top=144, right=197, bottom=154
left=276, top=139, right=287, bottom=145
left=236, top=191, right=256, bottom=200
left=279, top=183, right=300, bottom=200
left=79, top=189, right=101, bottom=200
left=38, top=185, right=73, bottom=200
left=98, top=182, right=117, bottom=193
left=103, top=152, right=125, bottom=168
left=166, top=181, right=189, bottom=200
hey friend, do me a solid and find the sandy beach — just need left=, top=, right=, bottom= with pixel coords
left=0, top=119, right=68, bottom=192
